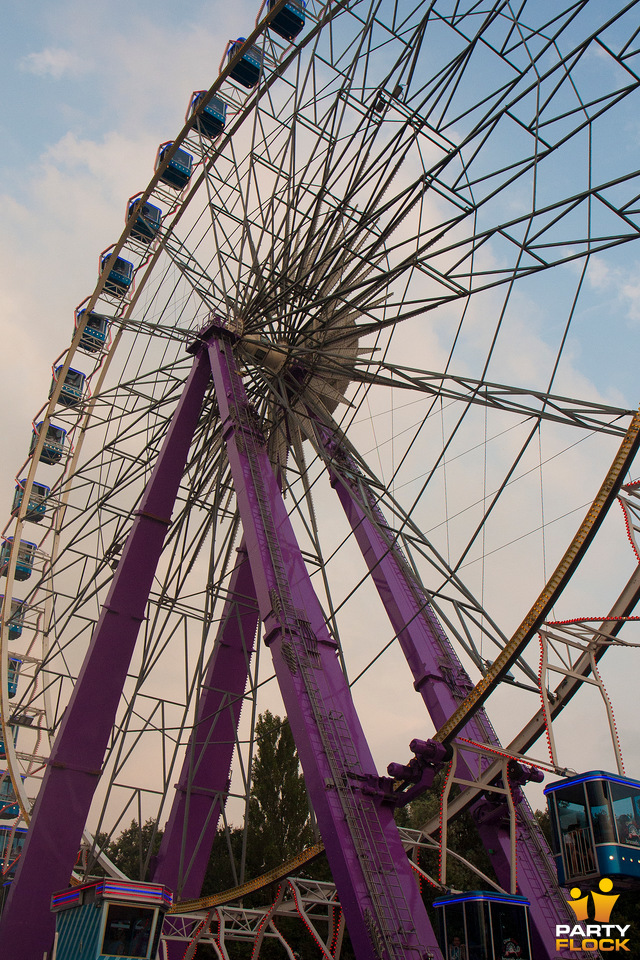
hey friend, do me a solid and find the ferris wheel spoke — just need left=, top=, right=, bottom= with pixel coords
left=345, top=359, right=634, bottom=435
left=301, top=401, right=565, bottom=912
left=290, top=400, right=516, bottom=673
left=303, top=398, right=574, bottom=695
left=310, top=418, right=537, bottom=690
left=280, top=30, right=640, bottom=337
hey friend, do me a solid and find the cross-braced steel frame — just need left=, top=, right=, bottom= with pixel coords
left=2, top=3, right=640, bottom=959
left=1, top=316, right=615, bottom=959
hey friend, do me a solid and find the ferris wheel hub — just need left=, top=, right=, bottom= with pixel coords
left=236, top=322, right=360, bottom=416
left=240, top=335, right=289, bottom=374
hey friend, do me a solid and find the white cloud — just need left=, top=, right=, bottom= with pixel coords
left=587, top=254, right=640, bottom=323
left=585, top=255, right=611, bottom=291
left=621, top=277, right=640, bottom=322
left=19, top=47, right=87, bottom=80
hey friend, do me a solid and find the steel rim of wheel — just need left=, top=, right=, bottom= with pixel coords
left=1, top=0, right=640, bottom=901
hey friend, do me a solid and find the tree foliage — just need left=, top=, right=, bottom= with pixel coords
left=100, top=711, right=334, bottom=957
left=199, top=710, right=317, bottom=900
left=400, top=770, right=496, bottom=895
left=201, top=825, right=245, bottom=896
left=98, top=817, right=163, bottom=881
left=246, top=709, right=316, bottom=875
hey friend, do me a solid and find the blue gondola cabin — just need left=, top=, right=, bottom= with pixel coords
left=0, top=540, right=37, bottom=582
left=0, top=596, right=26, bottom=639
left=187, top=91, right=227, bottom=138
left=127, top=198, right=162, bottom=244
left=545, top=770, right=640, bottom=888
left=50, top=366, right=86, bottom=408
left=434, top=891, right=532, bottom=960
left=0, top=824, right=27, bottom=880
left=51, top=879, right=173, bottom=960
left=0, top=726, right=18, bottom=761
left=75, top=309, right=110, bottom=353
left=100, top=253, right=134, bottom=297
left=7, top=658, right=22, bottom=699
left=155, top=143, right=193, bottom=191
left=0, top=772, right=22, bottom=820
left=227, top=39, right=263, bottom=88
left=267, top=0, right=306, bottom=41
left=12, top=480, right=50, bottom=523
left=30, top=422, right=67, bottom=464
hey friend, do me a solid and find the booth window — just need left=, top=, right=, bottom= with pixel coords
left=101, top=904, right=154, bottom=958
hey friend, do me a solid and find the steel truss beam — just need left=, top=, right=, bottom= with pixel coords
left=164, top=879, right=345, bottom=960
left=152, top=540, right=259, bottom=900
left=2, top=312, right=614, bottom=960
left=348, top=361, right=633, bottom=437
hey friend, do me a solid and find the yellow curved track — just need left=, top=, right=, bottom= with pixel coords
left=168, top=841, right=325, bottom=914
left=434, top=402, right=640, bottom=743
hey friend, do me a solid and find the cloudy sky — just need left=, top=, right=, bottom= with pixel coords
left=0, top=0, right=259, bottom=470
left=0, top=0, right=269, bottom=824
left=2, top=0, right=640, bottom=829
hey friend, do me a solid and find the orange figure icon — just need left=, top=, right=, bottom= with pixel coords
left=567, top=887, right=590, bottom=922
left=591, top=877, right=620, bottom=923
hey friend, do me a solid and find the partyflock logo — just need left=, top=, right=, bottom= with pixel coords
left=555, top=878, right=631, bottom=952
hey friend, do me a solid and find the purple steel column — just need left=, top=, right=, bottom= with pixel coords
left=153, top=542, right=259, bottom=899
left=320, top=430, right=579, bottom=960
left=206, top=323, right=443, bottom=960
left=0, top=351, right=211, bottom=960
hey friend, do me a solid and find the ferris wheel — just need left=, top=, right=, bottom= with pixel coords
left=1, top=1, right=640, bottom=958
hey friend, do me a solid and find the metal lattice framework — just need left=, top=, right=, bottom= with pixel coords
left=1, top=1, right=640, bottom=958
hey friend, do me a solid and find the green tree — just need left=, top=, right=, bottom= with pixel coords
left=101, top=817, right=163, bottom=881
left=196, top=712, right=320, bottom=959
left=534, top=807, right=552, bottom=845
left=245, top=710, right=316, bottom=876
left=201, top=825, right=245, bottom=896
left=401, top=770, right=496, bottom=894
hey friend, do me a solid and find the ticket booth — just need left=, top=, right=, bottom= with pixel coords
left=51, top=879, right=173, bottom=960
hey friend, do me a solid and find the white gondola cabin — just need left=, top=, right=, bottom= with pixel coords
left=12, top=480, right=50, bottom=523
left=127, top=197, right=162, bottom=243
left=434, top=891, right=532, bottom=960
left=75, top=309, right=110, bottom=353
left=0, top=540, right=37, bottom=582
left=0, top=596, right=26, bottom=639
left=30, top=422, right=67, bottom=464
left=100, top=253, right=134, bottom=297
left=49, top=365, right=86, bottom=407
left=267, top=0, right=306, bottom=41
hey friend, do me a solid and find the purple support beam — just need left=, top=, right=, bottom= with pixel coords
left=320, top=429, right=579, bottom=960
left=0, top=353, right=212, bottom=960
left=152, top=542, right=259, bottom=899
left=206, top=325, right=444, bottom=960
